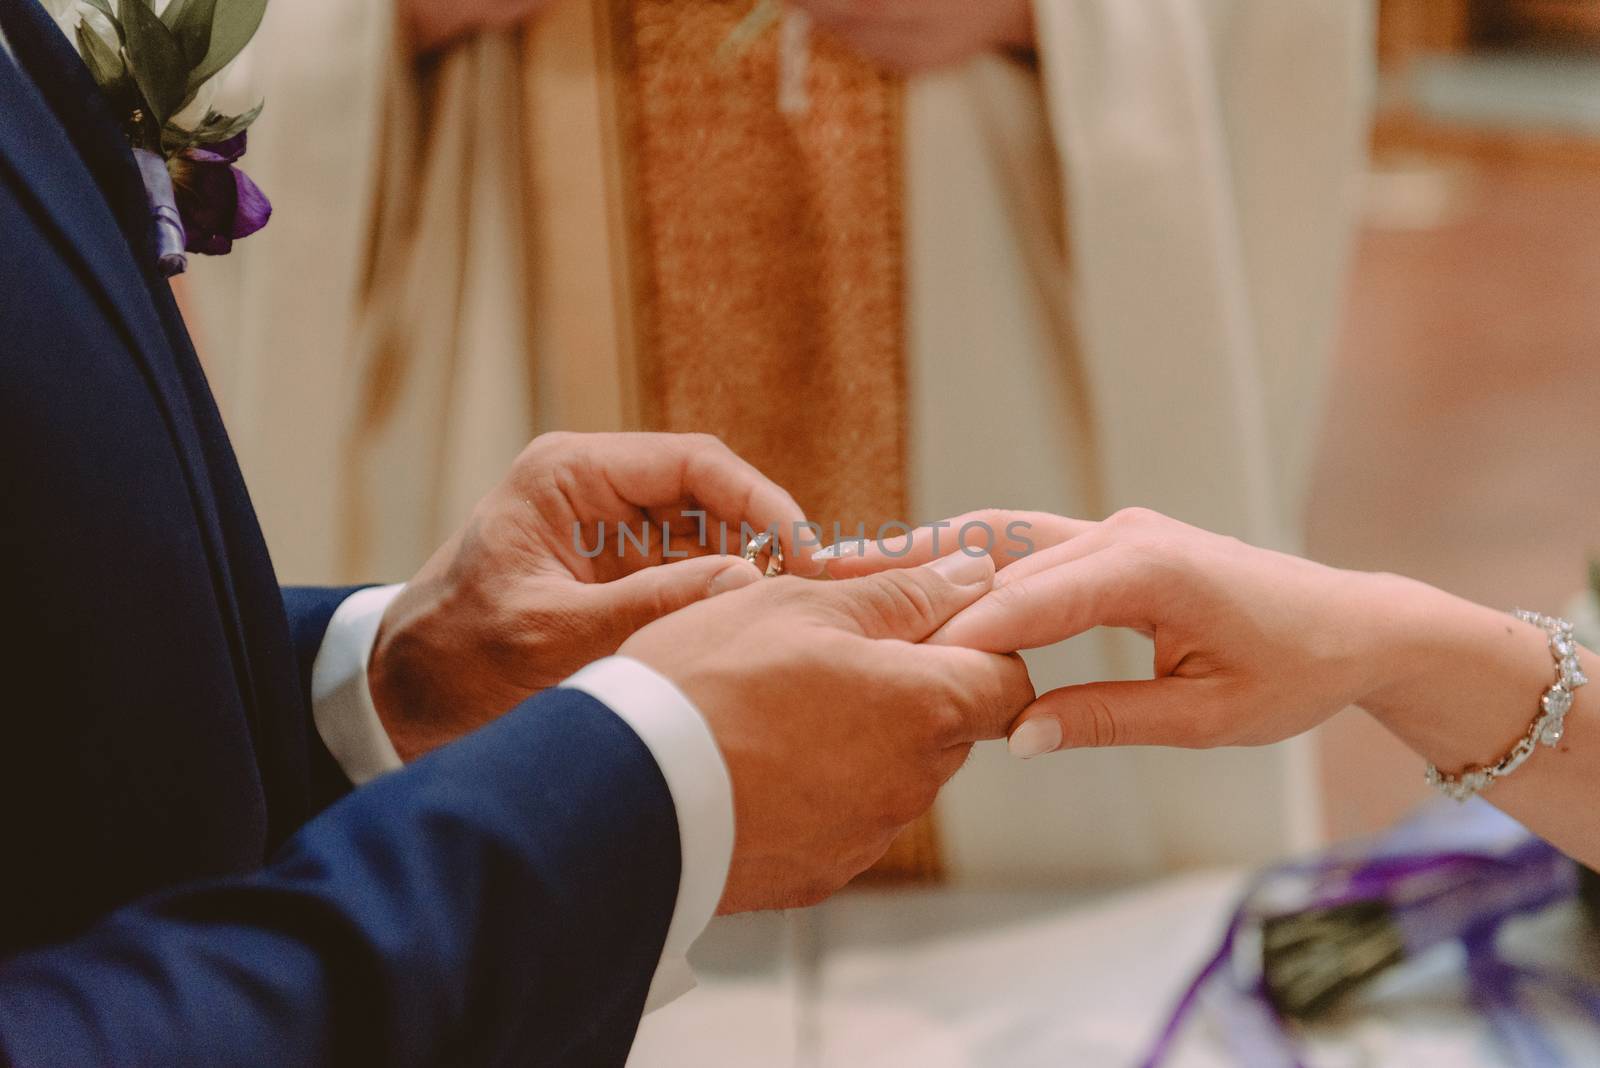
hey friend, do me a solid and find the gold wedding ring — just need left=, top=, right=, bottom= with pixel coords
left=742, top=533, right=786, bottom=578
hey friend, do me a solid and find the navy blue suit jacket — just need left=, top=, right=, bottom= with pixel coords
left=0, top=0, right=680, bottom=1062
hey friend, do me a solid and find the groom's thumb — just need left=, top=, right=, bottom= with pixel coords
left=818, top=551, right=996, bottom=642
left=590, top=556, right=763, bottom=639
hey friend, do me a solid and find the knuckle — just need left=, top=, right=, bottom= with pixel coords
left=1108, top=506, right=1164, bottom=531
left=926, top=700, right=969, bottom=749
left=685, top=431, right=727, bottom=454
left=624, top=580, right=680, bottom=631
left=979, top=575, right=1030, bottom=614
left=1079, top=694, right=1122, bottom=749
left=527, top=430, right=578, bottom=457
left=867, top=571, right=940, bottom=630
left=925, top=671, right=985, bottom=744
left=964, top=508, right=1011, bottom=537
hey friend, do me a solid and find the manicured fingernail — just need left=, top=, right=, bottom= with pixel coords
left=928, top=550, right=994, bottom=587
left=1009, top=718, right=1061, bottom=760
left=709, top=561, right=761, bottom=596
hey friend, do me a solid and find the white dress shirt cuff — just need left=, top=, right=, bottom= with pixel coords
left=563, top=657, right=735, bottom=1011
left=310, top=584, right=405, bottom=785
left=310, top=600, right=734, bottom=1014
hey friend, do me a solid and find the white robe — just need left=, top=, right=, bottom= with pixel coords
left=189, top=0, right=1373, bottom=880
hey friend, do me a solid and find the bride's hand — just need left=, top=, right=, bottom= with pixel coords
left=836, top=507, right=1600, bottom=866
left=859, top=508, right=1422, bottom=757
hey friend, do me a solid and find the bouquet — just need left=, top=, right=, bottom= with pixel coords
left=1145, top=804, right=1594, bottom=1067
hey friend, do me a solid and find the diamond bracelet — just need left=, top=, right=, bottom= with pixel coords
left=1425, top=610, right=1590, bottom=802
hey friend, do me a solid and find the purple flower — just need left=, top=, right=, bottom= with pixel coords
left=168, top=132, right=273, bottom=257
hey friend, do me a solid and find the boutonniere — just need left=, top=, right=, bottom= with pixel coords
left=46, top=0, right=271, bottom=277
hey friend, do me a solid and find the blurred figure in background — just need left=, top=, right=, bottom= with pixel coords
left=186, top=1, right=1372, bottom=880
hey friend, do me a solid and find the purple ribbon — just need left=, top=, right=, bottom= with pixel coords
left=1141, top=871, right=1306, bottom=1068
left=1144, top=808, right=1590, bottom=1067
left=132, top=147, right=188, bottom=278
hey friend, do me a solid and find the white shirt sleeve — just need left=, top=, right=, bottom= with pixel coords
left=309, top=591, right=734, bottom=1013
left=561, top=657, right=736, bottom=1012
left=309, top=585, right=405, bottom=785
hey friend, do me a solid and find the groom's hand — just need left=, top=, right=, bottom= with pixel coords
left=621, top=550, right=1034, bottom=913
left=370, top=432, right=820, bottom=761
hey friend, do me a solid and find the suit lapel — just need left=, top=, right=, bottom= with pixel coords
left=0, top=87, right=155, bottom=352
left=0, top=63, right=214, bottom=495
left=0, top=0, right=154, bottom=264
left=0, top=3, right=179, bottom=415
left=0, top=7, right=270, bottom=776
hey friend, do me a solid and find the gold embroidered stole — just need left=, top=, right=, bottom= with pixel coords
left=531, top=0, right=938, bottom=879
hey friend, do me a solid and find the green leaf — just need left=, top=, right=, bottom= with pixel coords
left=81, top=0, right=115, bottom=17
left=121, top=0, right=189, bottom=125
left=161, top=0, right=218, bottom=70
left=75, top=0, right=126, bottom=45
left=76, top=20, right=125, bottom=85
left=187, top=0, right=267, bottom=91
left=192, top=101, right=262, bottom=144
left=1589, top=558, right=1600, bottom=600
left=162, top=101, right=262, bottom=153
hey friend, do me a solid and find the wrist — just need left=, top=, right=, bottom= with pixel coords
left=367, top=604, right=433, bottom=763
left=1351, top=572, right=1456, bottom=722
left=368, top=581, right=479, bottom=762
left=1358, top=578, right=1559, bottom=774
